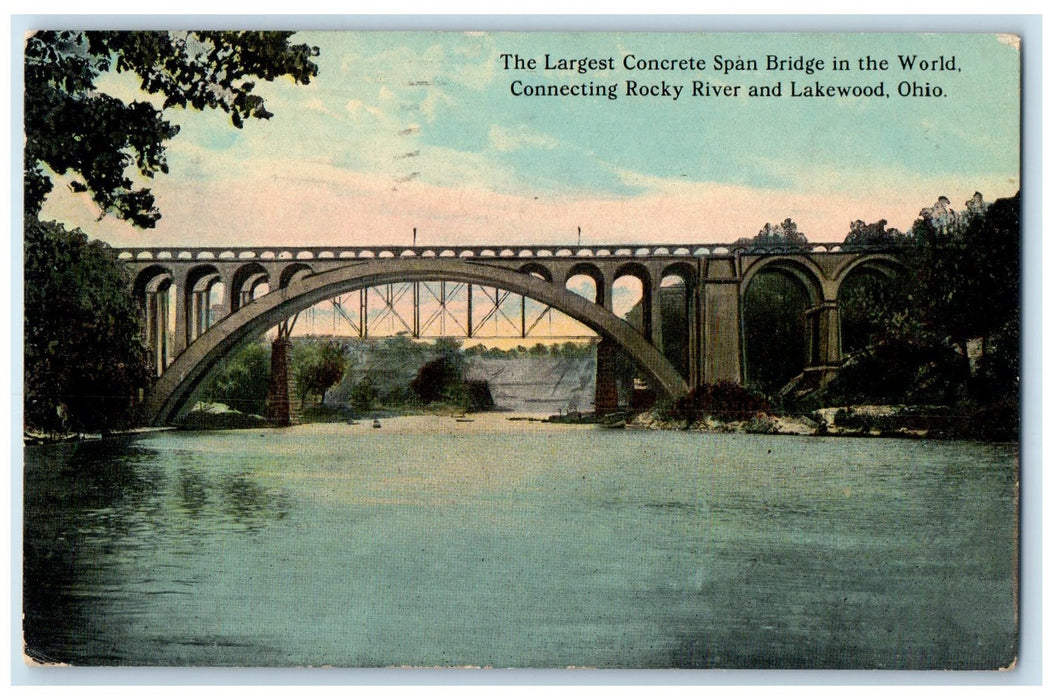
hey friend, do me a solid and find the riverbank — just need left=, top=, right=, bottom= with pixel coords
left=23, top=425, right=176, bottom=446
left=177, top=400, right=524, bottom=431
left=31, top=399, right=1013, bottom=443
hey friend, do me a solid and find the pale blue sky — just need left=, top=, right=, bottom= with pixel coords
left=43, top=31, right=1021, bottom=247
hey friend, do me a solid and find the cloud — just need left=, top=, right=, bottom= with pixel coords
left=488, top=125, right=560, bottom=153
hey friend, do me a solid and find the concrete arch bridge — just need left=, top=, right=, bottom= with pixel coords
left=118, top=242, right=903, bottom=426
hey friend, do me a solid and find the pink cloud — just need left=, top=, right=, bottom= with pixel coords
left=39, top=165, right=1017, bottom=249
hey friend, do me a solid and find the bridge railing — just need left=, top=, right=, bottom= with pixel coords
left=114, top=241, right=902, bottom=261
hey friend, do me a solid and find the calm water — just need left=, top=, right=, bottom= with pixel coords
left=22, top=416, right=1018, bottom=668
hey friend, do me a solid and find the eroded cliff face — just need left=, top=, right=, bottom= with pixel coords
left=464, top=355, right=597, bottom=414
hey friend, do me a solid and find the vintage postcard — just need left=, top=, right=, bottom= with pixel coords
left=21, top=28, right=1021, bottom=670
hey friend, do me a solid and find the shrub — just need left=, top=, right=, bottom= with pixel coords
left=669, top=382, right=771, bottom=423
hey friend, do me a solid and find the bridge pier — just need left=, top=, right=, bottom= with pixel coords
left=594, top=338, right=620, bottom=416
left=804, top=301, right=842, bottom=383
left=687, top=281, right=701, bottom=388
left=171, top=270, right=189, bottom=357
left=265, top=334, right=298, bottom=426
left=144, top=283, right=171, bottom=377
left=648, top=278, right=664, bottom=354
left=600, top=277, right=614, bottom=312
left=701, top=257, right=743, bottom=385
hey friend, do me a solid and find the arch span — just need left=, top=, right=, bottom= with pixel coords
left=740, top=256, right=825, bottom=306
left=142, top=258, right=690, bottom=425
left=831, top=253, right=907, bottom=291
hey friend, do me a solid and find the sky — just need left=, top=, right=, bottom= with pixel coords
left=37, top=31, right=1021, bottom=249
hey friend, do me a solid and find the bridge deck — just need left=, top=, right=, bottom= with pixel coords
left=114, top=241, right=868, bottom=262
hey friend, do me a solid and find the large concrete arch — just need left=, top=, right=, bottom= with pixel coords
left=142, top=258, right=690, bottom=425
left=739, top=255, right=827, bottom=305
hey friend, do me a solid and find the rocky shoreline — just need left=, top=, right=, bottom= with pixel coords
left=625, top=404, right=982, bottom=440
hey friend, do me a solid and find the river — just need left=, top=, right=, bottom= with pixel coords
left=22, top=415, right=1018, bottom=668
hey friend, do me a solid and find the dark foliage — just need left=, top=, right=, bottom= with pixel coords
left=973, top=317, right=1020, bottom=403
left=23, top=219, right=153, bottom=432
left=827, top=192, right=1020, bottom=417
left=349, top=376, right=379, bottom=412
left=292, top=338, right=349, bottom=407
left=464, top=340, right=595, bottom=360
left=909, top=192, right=1019, bottom=359
left=837, top=267, right=911, bottom=355
left=742, top=271, right=810, bottom=394
left=842, top=219, right=909, bottom=249
left=23, top=31, right=319, bottom=434
left=819, top=338, right=969, bottom=406
left=951, top=399, right=1019, bottom=442
left=735, top=218, right=808, bottom=249
left=410, top=356, right=468, bottom=406
left=670, top=382, right=771, bottom=423
left=25, top=30, right=319, bottom=227
left=200, top=340, right=271, bottom=415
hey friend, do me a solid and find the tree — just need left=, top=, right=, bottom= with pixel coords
left=23, top=31, right=319, bottom=431
left=843, top=219, right=908, bottom=249
left=907, top=193, right=1012, bottom=352
left=910, top=191, right=1019, bottom=400
left=201, top=339, right=271, bottom=415
left=349, top=377, right=379, bottom=413
left=348, top=335, right=433, bottom=405
left=25, top=30, right=319, bottom=227
left=823, top=191, right=1020, bottom=411
left=410, top=338, right=469, bottom=406
left=292, top=339, right=349, bottom=408
left=735, top=218, right=808, bottom=248
left=410, top=356, right=468, bottom=406
left=23, top=219, right=153, bottom=432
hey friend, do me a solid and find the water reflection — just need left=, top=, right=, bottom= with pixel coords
left=219, top=472, right=290, bottom=531
left=23, top=439, right=292, bottom=664
left=176, top=467, right=210, bottom=515
left=24, top=439, right=167, bottom=664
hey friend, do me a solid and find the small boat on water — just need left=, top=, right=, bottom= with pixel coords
left=372, top=419, right=382, bottom=429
